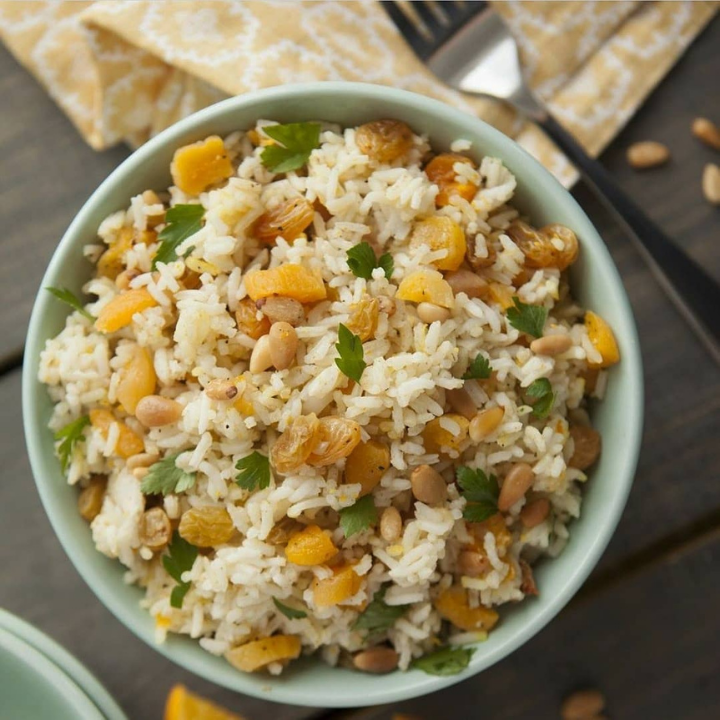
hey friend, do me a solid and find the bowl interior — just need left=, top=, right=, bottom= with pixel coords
left=23, top=83, right=643, bottom=707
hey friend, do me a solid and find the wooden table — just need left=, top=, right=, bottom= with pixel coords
left=1, top=15, right=719, bottom=720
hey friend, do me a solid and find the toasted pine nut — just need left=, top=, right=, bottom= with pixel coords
left=446, top=387, right=476, bottom=420
left=258, top=296, right=306, bottom=326
left=138, top=507, right=171, bottom=550
left=135, top=395, right=182, bottom=427
left=205, top=379, right=238, bottom=401
left=132, top=467, right=149, bottom=480
left=520, top=498, right=550, bottom=528
left=561, top=689, right=606, bottom=720
left=498, top=463, right=534, bottom=511
left=702, top=163, right=720, bottom=205
left=115, top=268, right=141, bottom=291
left=445, top=269, right=489, bottom=299
left=530, top=334, right=572, bottom=356
left=469, top=406, right=504, bottom=442
left=568, top=425, right=602, bottom=470
left=416, top=302, right=451, bottom=323
left=353, top=647, right=399, bottom=674
left=268, top=322, right=299, bottom=370
left=249, top=334, right=273, bottom=373
left=626, top=141, right=670, bottom=169
left=692, top=117, right=720, bottom=150
left=457, top=550, right=490, bottom=577
left=126, top=452, right=159, bottom=470
left=379, top=506, right=402, bottom=543
left=142, top=189, right=161, bottom=205
left=410, top=465, right=447, bottom=505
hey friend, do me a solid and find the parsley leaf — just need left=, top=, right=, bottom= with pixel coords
left=462, top=353, right=492, bottom=380
left=54, top=415, right=90, bottom=473
left=335, top=323, right=366, bottom=383
left=141, top=454, right=196, bottom=496
left=456, top=466, right=499, bottom=523
left=411, top=646, right=475, bottom=676
left=506, top=296, right=547, bottom=338
left=46, top=287, right=93, bottom=321
left=163, top=531, right=198, bottom=609
left=152, top=204, right=204, bottom=268
left=235, top=451, right=271, bottom=492
left=273, top=598, right=308, bottom=620
left=352, top=586, right=406, bottom=635
left=346, top=242, right=394, bottom=280
left=260, top=122, right=321, bottom=173
left=339, top=495, right=377, bottom=538
left=525, top=378, right=555, bottom=419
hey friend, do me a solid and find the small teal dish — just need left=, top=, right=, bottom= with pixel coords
left=23, top=83, right=643, bottom=708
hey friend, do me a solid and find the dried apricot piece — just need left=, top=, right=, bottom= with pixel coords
left=170, top=135, right=234, bottom=196
left=271, top=414, right=321, bottom=474
left=98, top=227, right=134, bottom=280
left=164, top=683, right=245, bottom=720
left=434, top=585, right=499, bottom=631
left=312, top=564, right=363, bottom=607
left=585, top=310, right=620, bottom=368
left=344, top=440, right=390, bottom=496
left=95, top=288, right=158, bottom=333
left=116, top=346, right=156, bottom=414
left=285, top=524, right=337, bottom=566
left=425, top=154, right=478, bottom=207
left=225, top=636, right=302, bottom=673
left=89, top=408, right=144, bottom=458
left=244, top=265, right=326, bottom=304
left=345, top=297, right=379, bottom=342
left=235, top=298, right=270, bottom=340
left=410, top=217, right=467, bottom=272
left=307, top=417, right=362, bottom=467
left=396, top=269, right=454, bottom=309
left=178, top=507, right=235, bottom=547
left=252, top=198, right=314, bottom=245
left=356, top=120, right=414, bottom=163
left=467, top=513, right=512, bottom=557
left=487, top=282, right=514, bottom=310
left=422, top=414, right=469, bottom=455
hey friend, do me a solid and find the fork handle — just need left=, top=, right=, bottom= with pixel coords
left=537, top=112, right=720, bottom=365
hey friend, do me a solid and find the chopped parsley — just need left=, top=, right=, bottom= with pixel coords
left=273, top=598, right=308, bottom=620
left=152, top=204, right=204, bottom=268
left=162, top=531, right=198, bottom=609
left=339, top=495, right=377, bottom=538
left=54, top=415, right=90, bottom=472
left=235, top=451, right=271, bottom=492
left=260, top=122, right=321, bottom=173
left=335, top=323, right=366, bottom=383
left=141, top=454, right=196, bottom=496
left=456, top=466, right=499, bottom=523
left=411, top=646, right=475, bottom=676
left=45, top=287, right=93, bottom=321
left=506, top=296, right=547, bottom=338
left=346, top=242, right=393, bottom=280
left=526, top=378, right=555, bottom=419
left=352, top=586, right=406, bottom=636
left=462, top=353, right=492, bottom=380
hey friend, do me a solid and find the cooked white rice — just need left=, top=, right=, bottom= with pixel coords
left=39, top=119, right=613, bottom=675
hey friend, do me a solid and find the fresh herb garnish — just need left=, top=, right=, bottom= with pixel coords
left=339, top=495, right=377, bottom=538
left=141, top=454, right=196, bottom=496
left=456, top=466, right=499, bottom=523
left=352, top=585, right=406, bottom=635
left=163, top=531, right=198, bottom=609
left=54, top=415, right=90, bottom=472
left=525, top=377, right=555, bottom=419
left=346, top=242, right=393, bottom=280
left=45, top=287, right=93, bottom=321
left=260, top=122, right=321, bottom=173
left=506, top=296, right=547, bottom=338
left=411, top=646, right=475, bottom=676
left=273, top=598, right=308, bottom=620
left=462, top=353, right=492, bottom=380
left=335, top=323, right=366, bottom=383
left=235, top=451, right=271, bottom=491
left=152, top=204, right=205, bottom=268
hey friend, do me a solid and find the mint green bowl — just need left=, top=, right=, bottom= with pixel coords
left=23, top=83, right=643, bottom=708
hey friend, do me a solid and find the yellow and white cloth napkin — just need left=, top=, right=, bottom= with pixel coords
left=0, top=1, right=716, bottom=185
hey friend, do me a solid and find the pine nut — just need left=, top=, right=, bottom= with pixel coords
left=520, top=498, right=550, bottom=528
left=353, top=647, right=399, bottom=674
left=568, top=425, right=602, bottom=470
left=692, top=117, right=720, bottom=150
left=258, top=296, right=306, bottom=326
left=446, top=387, right=476, bottom=420
left=249, top=334, right=273, bottom=373
left=561, top=689, right=606, bottom=720
left=457, top=550, right=490, bottom=577
left=445, top=269, right=489, bottom=299
left=126, top=452, right=159, bottom=470
left=469, top=406, right=504, bottom=442
left=530, top=334, right=573, bottom=356
left=416, top=302, right=451, bottom=323
left=135, top=395, right=182, bottom=427
left=702, top=163, right=720, bottom=205
left=205, top=379, right=238, bottom=401
left=115, top=268, right=141, bottom=291
left=626, top=141, right=670, bottom=169
left=410, top=465, right=447, bottom=505
left=498, top=463, right=534, bottom=511
left=132, top=467, right=149, bottom=480
left=268, top=322, right=299, bottom=370
left=379, top=506, right=402, bottom=543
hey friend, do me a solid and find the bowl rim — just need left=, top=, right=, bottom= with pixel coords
left=22, top=81, right=643, bottom=707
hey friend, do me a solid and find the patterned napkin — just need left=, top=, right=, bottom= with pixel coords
left=0, top=1, right=715, bottom=185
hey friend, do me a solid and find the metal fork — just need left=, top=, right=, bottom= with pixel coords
left=383, top=1, right=720, bottom=364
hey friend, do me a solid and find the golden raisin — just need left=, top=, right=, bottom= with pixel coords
left=307, top=417, right=362, bottom=467
left=178, top=506, right=235, bottom=547
left=252, top=198, right=314, bottom=246
left=235, top=298, right=271, bottom=340
left=409, top=217, right=467, bottom=272
left=506, top=221, right=579, bottom=271
left=271, top=414, right=321, bottom=474
left=346, top=297, right=380, bottom=342
left=139, top=507, right=172, bottom=550
left=568, top=424, right=602, bottom=470
left=425, top=153, right=478, bottom=207
left=77, top=475, right=107, bottom=522
left=356, top=119, right=414, bottom=163
left=170, top=135, right=234, bottom=196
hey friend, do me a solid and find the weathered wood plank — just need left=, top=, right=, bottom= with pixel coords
left=0, top=370, right=317, bottom=720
